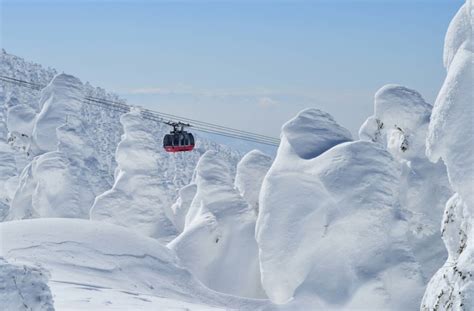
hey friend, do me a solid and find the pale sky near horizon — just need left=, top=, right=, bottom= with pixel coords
left=0, top=0, right=464, bottom=137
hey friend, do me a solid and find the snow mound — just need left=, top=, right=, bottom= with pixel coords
left=256, top=108, right=426, bottom=309
left=282, top=108, right=352, bottom=159
left=0, top=218, right=268, bottom=310
left=169, top=150, right=264, bottom=299
left=235, top=149, right=272, bottom=214
left=0, top=258, right=55, bottom=311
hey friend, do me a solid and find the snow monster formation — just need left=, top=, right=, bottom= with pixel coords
left=169, top=150, right=265, bottom=299
left=90, top=109, right=178, bottom=241
left=7, top=74, right=110, bottom=220
left=360, top=84, right=452, bottom=279
left=422, top=1, right=474, bottom=310
left=256, top=108, right=429, bottom=309
left=6, top=74, right=104, bottom=219
left=234, top=149, right=272, bottom=214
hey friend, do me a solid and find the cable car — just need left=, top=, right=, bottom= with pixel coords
left=163, top=122, right=195, bottom=152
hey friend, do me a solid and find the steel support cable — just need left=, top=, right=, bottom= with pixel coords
left=140, top=111, right=279, bottom=145
left=141, top=112, right=279, bottom=146
left=141, top=109, right=280, bottom=143
left=0, top=76, right=280, bottom=146
left=84, top=98, right=279, bottom=145
left=84, top=95, right=279, bottom=143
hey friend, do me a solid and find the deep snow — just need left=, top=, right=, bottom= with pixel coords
left=0, top=218, right=268, bottom=310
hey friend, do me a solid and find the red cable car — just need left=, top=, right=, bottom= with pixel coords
left=163, top=122, right=195, bottom=152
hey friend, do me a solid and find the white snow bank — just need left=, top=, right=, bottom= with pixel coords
left=0, top=258, right=55, bottom=311
left=169, top=150, right=265, bottom=299
left=282, top=108, right=352, bottom=159
left=256, top=108, right=426, bottom=309
left=235, top=149, right=272, bottom=214
left=0, top=218, right=267, bottom=310
left=90, top=110, right=178, bottom=240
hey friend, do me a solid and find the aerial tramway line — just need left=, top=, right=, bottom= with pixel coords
left=0, top=75, right=280, bottom=152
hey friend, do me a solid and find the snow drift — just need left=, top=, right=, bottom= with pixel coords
left=0, top=218, right=267, bottom=310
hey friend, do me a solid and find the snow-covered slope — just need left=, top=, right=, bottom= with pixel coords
left=421, top=1, right=474, bottom=309
left=0, top=218, right=268, bottom=310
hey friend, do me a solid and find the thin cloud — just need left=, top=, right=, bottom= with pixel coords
left=126, top=86, right=282, bottom=98
left=257, top=97, right=278, bottom=109
left=129, top=87, right=175, bottom=95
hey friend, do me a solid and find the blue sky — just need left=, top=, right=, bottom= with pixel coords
left=1, top=0, right=463, bottom=137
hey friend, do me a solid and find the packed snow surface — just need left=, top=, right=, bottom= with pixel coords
left=0, top=219, right=268, bottom=310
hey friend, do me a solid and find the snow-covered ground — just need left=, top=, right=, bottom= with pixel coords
left=0, top=1, right=471, bottom=309
left=0, top=218, right=267, bottom=310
